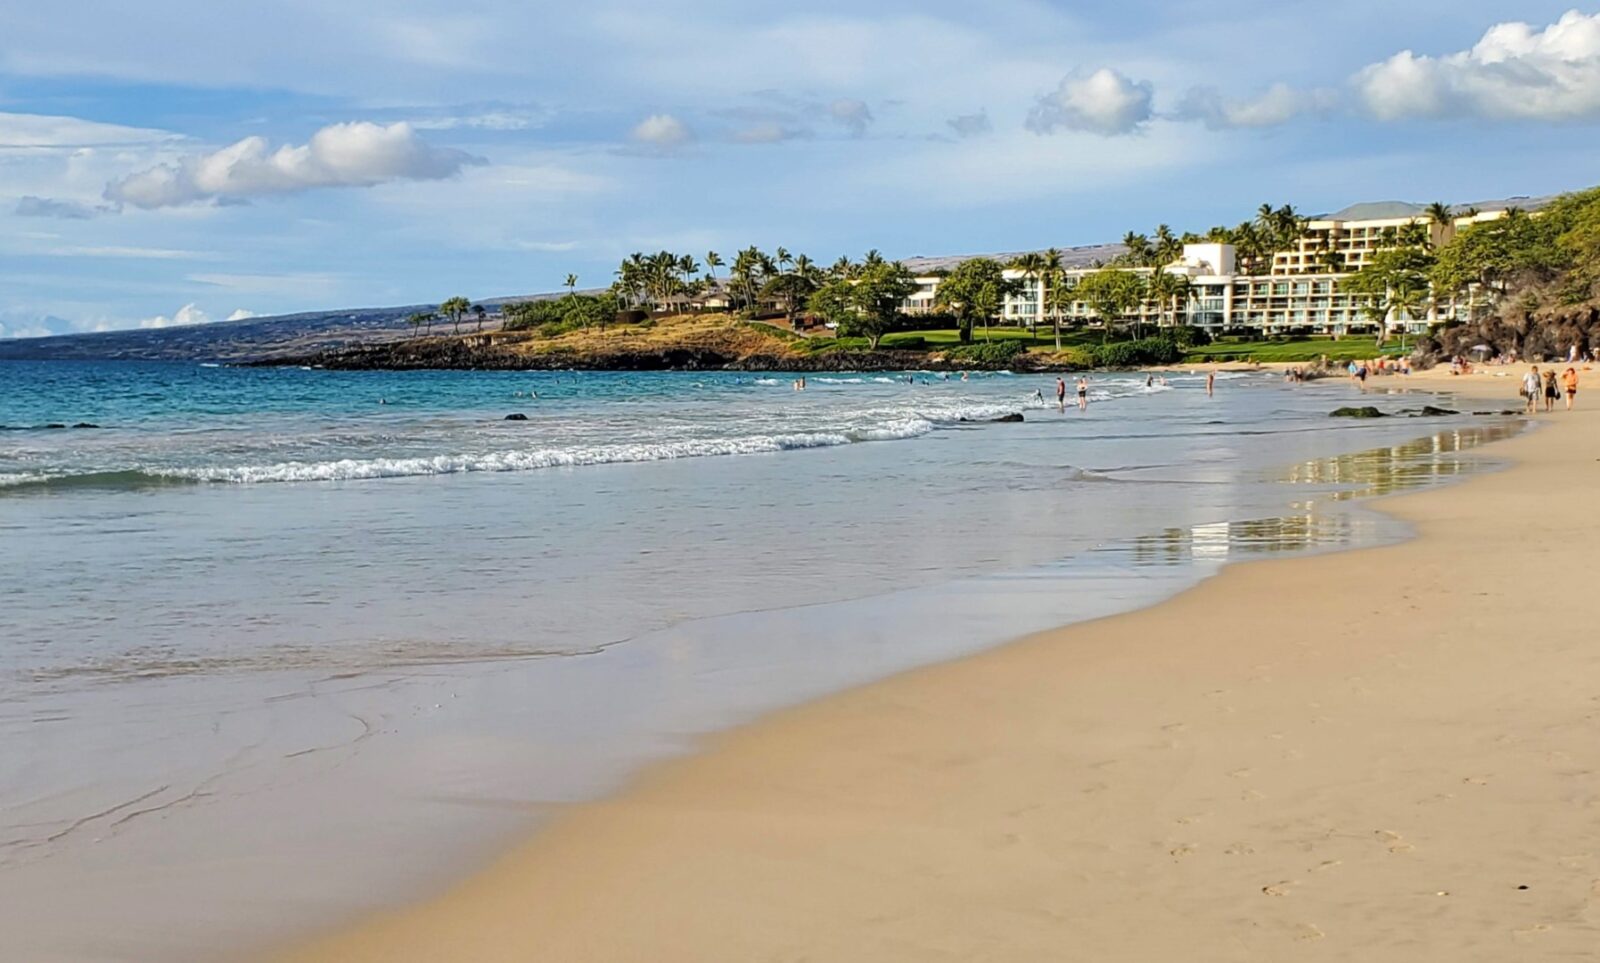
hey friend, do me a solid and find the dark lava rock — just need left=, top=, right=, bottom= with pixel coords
left=960, top=413, right=1025, bottom=423
left=71, top=422, right=100, bottom=429
left=504, top=413, right=529, bottom=421
left=1417, top=406, right=1457, bottom=416
left=1330, top=406, right=1386, bottom=418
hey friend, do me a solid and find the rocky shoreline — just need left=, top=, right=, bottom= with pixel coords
left=243, top=337, right=1079, bottom=373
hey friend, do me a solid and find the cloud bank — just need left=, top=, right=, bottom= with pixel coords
left=1177, top=83, right=1338, bottom=129
left=103, top=121, right=482, bottom=209
left=1027, top=68, right=1153, bottom=136
left=1357, top=10, right=1600, bottom=121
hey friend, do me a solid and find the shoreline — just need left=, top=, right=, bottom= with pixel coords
left=268, top=372, right=1600, bottom=960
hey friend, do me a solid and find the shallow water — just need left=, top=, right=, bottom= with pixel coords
left=0, top=361, right=1516, bottom=960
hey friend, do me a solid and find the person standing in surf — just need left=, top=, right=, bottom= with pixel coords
left=1206, top=371, right=1215, bottom=397
left=1055, top=377, right=1067, bottom=412
left=1076, top=376, right=1089, bottom=412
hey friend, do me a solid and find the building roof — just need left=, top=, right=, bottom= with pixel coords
left=1320, top=194, right=1557, bottom=221
left=899, top=242, right=1126, bottom=274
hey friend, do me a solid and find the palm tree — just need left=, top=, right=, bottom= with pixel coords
left=862, top=249, right=886, bottom=269
left=1317, top=249, right=1346, bottom=274
left=1425, top=201, right=1452, bottom=226
left=440, top=296, right=471, bottom=334
left=1121, top=231, right=1153, bottom=266
left=406, top=311, right=433, bottom=339
left=829, top=255, right=854, bottom=279
left=1153, top=224, right=1179, bottom=267
left=1149, top=271, right=1191, bottom=331
left=565, top=273, right=578, bottom=296
left=775, top=247, right=792, bottom=275
left=1009, top=252, right=1046, bottom=336
left=1041, top=248, right=1063, bottom=345
left=472, top=303, right=487, bottom=331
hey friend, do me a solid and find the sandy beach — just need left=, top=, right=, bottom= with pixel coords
left=270, top=368, right=1599, bottom=962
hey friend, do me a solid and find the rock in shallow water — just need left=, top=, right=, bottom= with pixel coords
left=504, top=413, right=529, bottom=421
left=1329, top=406, right=1385, bottom=418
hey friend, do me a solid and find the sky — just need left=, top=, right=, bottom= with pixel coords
left=5, top=1, right=1600, bottom=337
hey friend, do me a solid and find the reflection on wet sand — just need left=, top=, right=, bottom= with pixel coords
left=1113, top=422, right=1520, bottom=568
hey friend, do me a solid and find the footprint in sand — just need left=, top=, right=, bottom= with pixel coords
left=1375, top=830, right=1414, bottom=853
left=1462, top=775, right=1491, bottom=786
left=1310, top=859, right=1342, bottom=873
left=1224, top=842, right=1256, bottom=856
left=1262, top=881, right=1296, bottom=896
left=1169, top=844, right=1197, bottom=860
left=1162, top=722, right=1189, bottom=733
left=1295, top=923, right=1325, bottom=941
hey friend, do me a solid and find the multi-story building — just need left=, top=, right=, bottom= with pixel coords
left=980, top=197, right=1551, bottom=337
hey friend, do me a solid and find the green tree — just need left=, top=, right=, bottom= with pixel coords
left=761, top=271, right=819, bottom=322
left=1146, top=270, right=1190, bottom=331
left=440, top=296, right=471, bottom=334
left=565, top=273, right=578, bottom=296
left=845, top=260, right=919, bottom=349
left=1008, top=252, right=1046, bottom=335
left=1344, top=246, right=1435, bottom=344
left=934, top=257, right=1013, bottom=344
left=1075, top=268, right=1146, bottom=342
left=406, top=311, right=435, bottom=338
left=472, top=303, right=487, bottom=331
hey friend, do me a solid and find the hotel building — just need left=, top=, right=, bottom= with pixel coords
left=908, top=198, right=1548, bottom=337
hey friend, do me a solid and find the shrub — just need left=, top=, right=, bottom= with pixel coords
left=1090, top=338, right=1183, bottom=368
left=944, top=340, right=1027, bottom=365
left=1161, top=325, right=1211, bottom=348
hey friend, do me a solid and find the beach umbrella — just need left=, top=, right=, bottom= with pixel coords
left=1469, top=344, right=1492, bottom=355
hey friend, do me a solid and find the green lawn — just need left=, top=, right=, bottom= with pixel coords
left=1181, top=337, right=1410, bottom=364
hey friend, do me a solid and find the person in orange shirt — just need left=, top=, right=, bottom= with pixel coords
left=1562, top=367, right=1579, bottom=410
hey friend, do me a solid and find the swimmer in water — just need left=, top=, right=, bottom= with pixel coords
left=1077, top=376, right=1089, bottom=412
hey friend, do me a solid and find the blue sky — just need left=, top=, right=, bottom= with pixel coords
left=4, top=0, right=1600, bottom=336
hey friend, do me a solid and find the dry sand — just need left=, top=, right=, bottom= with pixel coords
left=272, top=372, right=1600, bottom=962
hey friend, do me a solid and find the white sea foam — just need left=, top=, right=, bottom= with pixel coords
left=161, top=420, right=942, bottom=484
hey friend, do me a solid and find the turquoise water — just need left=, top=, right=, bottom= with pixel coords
left=0, top=360, right=1514, bottom=960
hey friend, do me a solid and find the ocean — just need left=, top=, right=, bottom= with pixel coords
left=0, top=360, right=1513, bottom=960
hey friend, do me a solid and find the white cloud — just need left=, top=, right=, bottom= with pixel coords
left=42, top=244, right=204, bottom=260
left=15, top=195, right=101, bottom=219
left=946, top=110, right=992, bottom=138
left=827, top=98, right=873, bottom=136
left=630, top=113, right=693, bottom=148
left=1356, top=10, right=1600, bottom=121
left=225, top=309, right=257, bottom=321
left=138, top=303, right=212, bottom=329
left=103, top=121, right=483, bottom=209
left=1027, top=68, right=1153, bottom=136
left=409, top=106, right=546, bottom=131
left=732, top=122, right=811, bottom=144
left=1177, top=83, right=1337, bottom=129
left=0, top=112, right=180, bottom=149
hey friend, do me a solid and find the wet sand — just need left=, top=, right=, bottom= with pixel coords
left=272, top=369, right=1600, bottom=961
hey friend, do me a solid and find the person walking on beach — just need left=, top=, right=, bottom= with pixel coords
left=1543, top=369, right=1560, bottom=412
left=1076, top=376, right=1089, bottom=412
left=1563, top=367, right=1579, bottom=410
left=1206, top=371, right=1215, bottom=397
left=1055, top=377, right=1067, bottom=412
left=1522, top=366, right=1541, bottom=414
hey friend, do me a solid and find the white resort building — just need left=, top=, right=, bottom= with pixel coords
left=906, top=198, right=1548, bottom=337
